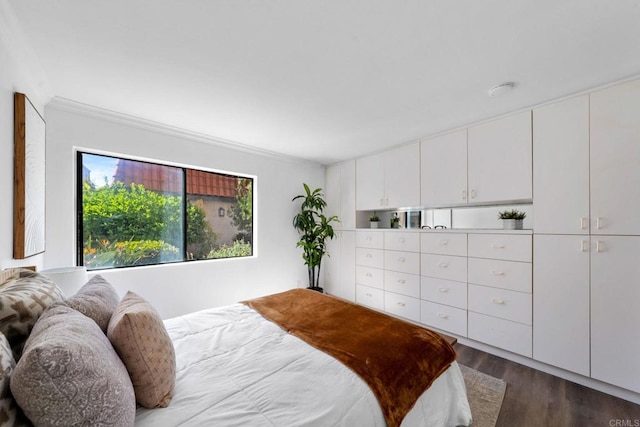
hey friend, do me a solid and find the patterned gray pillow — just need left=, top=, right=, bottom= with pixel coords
left=0, top=269, right=65, bottom=360
left=62, top=275, right=120, bottom=332
left=10, top=304, right=135, bottom=427
left=0, top=333, right=29, bottom=426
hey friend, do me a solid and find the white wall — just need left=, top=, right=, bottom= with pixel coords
left=44, top=102, right=324, bottom=318
left=0, top=0, right=52, bottom=271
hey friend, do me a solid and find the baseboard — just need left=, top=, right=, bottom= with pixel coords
left=456, top=336, right=640, bottom=406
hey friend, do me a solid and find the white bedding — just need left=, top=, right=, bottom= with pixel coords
left=135, top=303, right=472, bottom=426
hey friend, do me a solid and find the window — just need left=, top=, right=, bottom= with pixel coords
left=77, top=152, right=253, bottom=270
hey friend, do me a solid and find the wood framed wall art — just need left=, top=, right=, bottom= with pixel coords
left=14, top=92, right=46, bottom=259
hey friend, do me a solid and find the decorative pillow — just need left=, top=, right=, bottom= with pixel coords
left=0, top=333, right=29, bottom=427
left=0, top=269, right=65, bottom=360
left=108, top=291, right=176, bottom=408
left=62, top=275, right=119, bottom=332
left=11, top=304, right=135, bottom=427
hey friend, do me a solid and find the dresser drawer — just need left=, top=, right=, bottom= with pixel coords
left=356, top=230, right=384, bottom=249
left=355, top=266, right=383, bottom=289
left=356, top=248, right=384, bottom=268
left=356, top=285, right=384, bottom=311
left=421, top=233, right=467, bottom=256
left=468, top=312, right=532, bottom=357
left=420, top=300, right=467, bottom=337
left=421, top=277, right=467, bottom=309
left=384, top=250, right=420, bottom=275
left=384, top=231, right=420, bottom=252
left=468, top=284, right=532, bottom=325
left=384, top=292, right=420, bottom=322
left=385, top=270, right=420, bottom=298
left=421, top=254, right=467, bottom=282
left=468, top=234, right=532, bottom=262
left=468, top=258, right=531, bottom=292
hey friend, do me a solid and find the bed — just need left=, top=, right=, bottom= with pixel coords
left=1, top=269, right=472, bottom=427
left=135, top=290, right=472, bottom=426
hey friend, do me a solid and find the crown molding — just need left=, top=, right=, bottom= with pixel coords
left=47, top=96, right=321, bottom=166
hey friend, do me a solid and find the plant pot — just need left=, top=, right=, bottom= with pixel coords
left=370, top=221, right=379, bottom=229
left=307, top=286, right=324, bottom=293
left=502, top=219, right=523, bottom=230
left=391, top=222, right=400, bottom=229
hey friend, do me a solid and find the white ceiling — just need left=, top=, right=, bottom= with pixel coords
left=8, top=1, right=640, bottom=164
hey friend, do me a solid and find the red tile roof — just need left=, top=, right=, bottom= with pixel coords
left=113, top=159, right=239, bottom=198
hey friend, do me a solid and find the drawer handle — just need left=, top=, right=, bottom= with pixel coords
left=438, top=313, right=448, bottom=319
left=365, top=273, right=373, bottom=277
left=580, top=240, right=589, bottom=252
left=461, top=190, right=467, bottom=200
left=398, top=257, right=406, bottom=263
left=397, top=279, right=406, bottom=284
left=596, top=240, right=604, bottom=253
left=366, top=236, right=372, bottom=241
left=491, top=298, right=505, bottom=304
left=366, top=253, right=373, bottom=258
left=438, top=262, right=449, bottom=268
left=491, top=270, right=505, bottom=276
left=398, top=238, right=405, bottom=243
left=439, top=240, right=449, bottom=246
left=596, top=217, right=603, bottom=229
left=366, top=293, right=373, bottom=297
left=397, top=302, right=406, bottom=307
left=580, top=217, right=588, bottom=230
left=438, top=287, right=449, bottom=293
left=492, top=244, right=505, bottom=249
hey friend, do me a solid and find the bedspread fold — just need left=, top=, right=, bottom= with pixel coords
left=243, top=289, right=456, bottom=427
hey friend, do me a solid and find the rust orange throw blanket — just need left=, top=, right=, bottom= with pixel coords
left=243, top=289, right=456, bottom=427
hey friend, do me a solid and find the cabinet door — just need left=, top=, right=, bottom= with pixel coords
left=385, top=143, right=420, bottom=208
left=590, top=79, right=640, bottom=235
left=324, top=231, right=356, bottom=302
left=533, top=235, right=590, bottom=376
left=533, top=95, right=589, bottom=234
left=468, top=111, right=532, bottom=203
left=591, top=236, right=640, bottom=393
left=340, top=160, right=356, bottom=229
left=325, top=164, right=341, bottom=228
left=421, top=130, right=468, bottom=206
left=356, top=152, right=385, bottom=210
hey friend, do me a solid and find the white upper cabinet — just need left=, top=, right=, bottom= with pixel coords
left=533, top=95, right=590, bottom=234
left=356, top=143, right=420, bottom=210
left=325, top=160, right=356, bottom=229
left=421, top=130, right=468, bottom=206
left=590, top=79, right=640, bottom=236
left=467, top=111, right=533, bottom=204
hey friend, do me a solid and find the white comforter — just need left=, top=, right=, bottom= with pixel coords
left=135, top=303, right=472, bottom=426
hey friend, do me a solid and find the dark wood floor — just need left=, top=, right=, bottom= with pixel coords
left=454, top=343, right=640, bottom=427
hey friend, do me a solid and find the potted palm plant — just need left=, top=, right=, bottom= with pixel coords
left=498, top=209, right=527, bottom=230
left=292, top=184, right=339, bottom=292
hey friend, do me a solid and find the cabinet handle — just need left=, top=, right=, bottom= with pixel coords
left=491, top=298, right=505, bottom=304
left=439, top=240, right=449, bottom=246
left=397, top=302, right=406, bottom=307
left=438, top=262, right=449, bottom=268
left=365, top=273, right=373, bottom=277
left=398, top=238, right=405, bottom=243
left=580, top=240, right=589, bottom=252
left=580, top=217, right=588, bottom=230
left=366, top=293, right=373, bottom=297
left=380, top=198, right=384, bottom=206
left=596, top=217, right=603, bottom=229
left=385, top=197, right=389, bottom=206
left=491, top=270, right=505, bottom=276
left=438, top=313, right=448, bottom=319
left=366, top=236, right=372, bottom=241
left=366, top=253, right=373, bottom=258
left=398, top=257, right=405, bottom=263
left=492, top=244, right=505, bottom=249
left=461, top=190, right=467, bottom=200
left=596, top=240, right=604, bottom=253
left=438, top=287, right=449, bottom=293
left=397, top=279, right=406, bottom=284
left=470, top=189, right=477, bottom=199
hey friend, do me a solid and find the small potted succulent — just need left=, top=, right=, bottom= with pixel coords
left=498, top=209, right=526, bottom=230
left=369, top=213, right=380, bottom=229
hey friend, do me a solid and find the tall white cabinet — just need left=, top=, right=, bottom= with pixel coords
left=533, top=82, right=640, bottom=393
left=326, top=160, right=356, bottom=230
